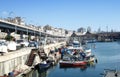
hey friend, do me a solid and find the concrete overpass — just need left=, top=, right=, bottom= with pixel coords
left=0, top=19, right=65, bottom=39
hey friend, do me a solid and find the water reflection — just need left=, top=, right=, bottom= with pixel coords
left=60, top=65, right=87, bottom=71
left=87, top=62, right=96, bottom=69
left=38, top=71, right=47, bottom=77
left=30, top=69, right=47, bottom=77
left=30, top=62, right=96, bottom=77
left=117, top=41, right=120, bottom=44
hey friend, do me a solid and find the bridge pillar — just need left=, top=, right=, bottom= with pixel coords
left=20, top=32, right=23, bottom=39
left=6, top=29, right=11, bottom=36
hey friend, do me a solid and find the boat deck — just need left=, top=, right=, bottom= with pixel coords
left=103, top=70, right=120, bottom=77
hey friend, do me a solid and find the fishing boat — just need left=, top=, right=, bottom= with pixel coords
left=59, top=55, right=96, bottom=67
left=59, top=64, right=87, bottom=70
left=59, top=40, right=97, bottom=67
left=59, top=60, right=87, bottom=67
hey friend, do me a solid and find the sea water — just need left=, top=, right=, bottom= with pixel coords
left=30, top=42, right=120, bottom=77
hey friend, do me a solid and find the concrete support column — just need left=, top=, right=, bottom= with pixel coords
left=6, top=29, right=10, bottom=36
left=28, top=34, right=31, bottom=41
left=20, top=32, right=23, bottom=39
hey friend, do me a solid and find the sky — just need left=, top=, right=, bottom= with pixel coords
left=0, top=0, right=120, bottom=31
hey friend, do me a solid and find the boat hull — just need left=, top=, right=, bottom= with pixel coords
left=59, top=60, right=87, bottom=67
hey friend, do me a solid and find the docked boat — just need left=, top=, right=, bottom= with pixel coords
left=59, top=63, right=87, bottom=70
left=59, top=60, right=87, bottom=67
left=59, top=55, right=96, bottom=67
left=39, top=63, right=51, bottom=70
left=35, top=61, right=52, bottom=72
left=59, top=40, right=97, bottom=67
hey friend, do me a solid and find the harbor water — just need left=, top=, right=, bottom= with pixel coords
left=30, top=42, right=120, bottom=77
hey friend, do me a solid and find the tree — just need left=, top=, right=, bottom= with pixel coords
left=5, top=35, right=14, bottom=41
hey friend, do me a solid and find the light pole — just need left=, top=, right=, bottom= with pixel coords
left=9, top=11, right=17, bottom=39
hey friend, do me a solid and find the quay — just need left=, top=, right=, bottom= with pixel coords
left=0, top=42, right=66, bottom=76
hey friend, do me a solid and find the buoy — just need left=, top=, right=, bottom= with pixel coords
left=95, top=59, right=98, bottom=63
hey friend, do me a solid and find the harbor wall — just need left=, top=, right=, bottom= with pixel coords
left=0, top=42, right=66, bottom=76
left=0, top=47, right=33, bottom=76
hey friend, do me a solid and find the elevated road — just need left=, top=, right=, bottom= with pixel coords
left=0, top=19, right=65, bottom=38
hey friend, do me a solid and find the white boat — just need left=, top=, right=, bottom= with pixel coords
left=7, top=41, right=17, bottom=51
left=0, top=41, right=8, bottom=55
left=67, top=46, right=92, bottom=57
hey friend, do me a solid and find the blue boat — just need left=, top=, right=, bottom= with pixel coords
left=35, top=61, right=52, bottom=73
